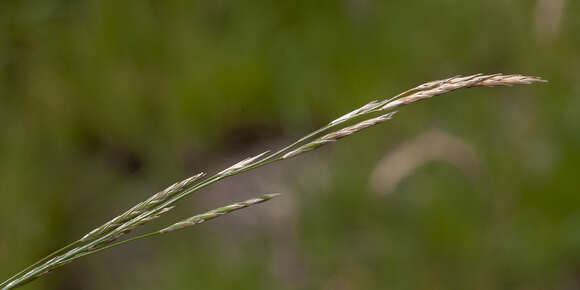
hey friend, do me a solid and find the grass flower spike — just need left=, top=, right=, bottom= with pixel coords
left=1, top=73, right=545, bottom=289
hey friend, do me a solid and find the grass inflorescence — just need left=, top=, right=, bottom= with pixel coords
left=0, top=73, right=545, bottom=289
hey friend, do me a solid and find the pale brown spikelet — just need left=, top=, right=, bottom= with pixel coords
left=322, top=111, right=397, bottom=141
left=330, top=100, right=381, bottom=125
left=472, top=74, right=547, bottom=87
left=217, top=151, right=270, bottom=176
left=283, top=112, right=397, bottom=159
left=143, top=172, right=206, bottom=207
left=381, top=73, right=547, bottom=111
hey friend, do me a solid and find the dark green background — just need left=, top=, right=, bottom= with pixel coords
left=1, top=0, right=578, bottom=289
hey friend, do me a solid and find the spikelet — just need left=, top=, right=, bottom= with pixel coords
left=80, top=173, right=205, bottom=242
left=160, top=194, right=280, bottom=233
left=283, top=112, right=397, bottom=159
left=217, top=151, right=270, bottom=176
left=381, top=73, right=547, bottom=111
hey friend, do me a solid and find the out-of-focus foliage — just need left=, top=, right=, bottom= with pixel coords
left=1, top=0, right=578, bottom=289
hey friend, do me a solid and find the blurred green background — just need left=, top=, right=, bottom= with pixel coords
left=1, top=0, right=579, bottom=289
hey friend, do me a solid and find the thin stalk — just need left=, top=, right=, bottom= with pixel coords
left=0, top=241, right=81, bottom=288
left=62, top=233, right=160, bottom=264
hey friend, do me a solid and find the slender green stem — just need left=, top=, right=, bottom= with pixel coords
left=67, top=232, right=160, bottom=262
left=0, top=241, right=81, bottom=288
left=7, top=233, right=159, bottom=288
